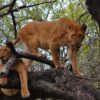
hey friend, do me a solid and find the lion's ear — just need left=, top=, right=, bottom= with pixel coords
left=81, top=24, right=87, bottom=32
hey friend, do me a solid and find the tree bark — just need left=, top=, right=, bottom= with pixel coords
left=0, top=68, right=100, bottom=100
left=86, top=0, right=100, bottom=27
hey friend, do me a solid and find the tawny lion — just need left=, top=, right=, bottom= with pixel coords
left=0, top=46, right=30, bottom=98
left=13, top=17, right=87, bottom=77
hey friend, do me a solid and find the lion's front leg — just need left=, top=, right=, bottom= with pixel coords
left=67, top=46, right=83, bottom=78
left=50, top=44, right=64, bottom=69
left=19, top=70, right=30, bottom=98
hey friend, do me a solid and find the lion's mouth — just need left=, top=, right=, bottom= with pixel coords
left=0, top=72, right=8, bottom=78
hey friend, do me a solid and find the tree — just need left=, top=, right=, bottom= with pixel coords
left=0, top=0, right=100, bottom=100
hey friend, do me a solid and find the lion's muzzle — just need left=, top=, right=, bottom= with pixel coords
left=0, top=66, right=9, bottom=78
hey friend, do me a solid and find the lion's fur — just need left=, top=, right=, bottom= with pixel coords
left=0, top=46, right=30, bottom=98
left=13, top=17, right=87, bottom=77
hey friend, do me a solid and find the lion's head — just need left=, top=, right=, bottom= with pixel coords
left=0, top=46, right=12, bottom=64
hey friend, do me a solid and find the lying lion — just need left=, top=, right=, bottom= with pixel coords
left=13, top=17, right=87, bottom=77
left=0, top=46, right=30, bottom=98
left=0, top=64, right=19, bottom=96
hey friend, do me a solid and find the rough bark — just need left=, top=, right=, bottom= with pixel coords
left=0, top=68, right=100, bottom=100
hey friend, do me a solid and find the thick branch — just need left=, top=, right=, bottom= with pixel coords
left=6, top=42, right=55, bottom=68
left=0, top=69, right=100, bottom=100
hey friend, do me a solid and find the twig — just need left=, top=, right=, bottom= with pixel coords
left=76, top=11, right=88, bottom=22
left=0, top=4, right=10, bottom=10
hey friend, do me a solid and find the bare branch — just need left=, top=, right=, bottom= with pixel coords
left=8, top=0, right=17, bottom=38
left=6, top=42, right=55, bottom=68
left=0, top=1, right=56, bottom=17
left=0, top=4, right=10, bottom=10
left=8, top=0, right=16, bottom=12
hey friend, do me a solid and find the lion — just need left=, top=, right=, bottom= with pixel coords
left=13, top=17, right=87, bottom=77
left=0, top=46, right=30, bottom=98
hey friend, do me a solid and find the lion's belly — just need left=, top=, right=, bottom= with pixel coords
left=39, top=40, right=49, bottom=50
left=25, top=37, right=49, bottom=50
left=20, top=30, right=50, bottom=50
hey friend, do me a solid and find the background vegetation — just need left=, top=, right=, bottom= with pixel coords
left=0, top=0, right=100, bottom=89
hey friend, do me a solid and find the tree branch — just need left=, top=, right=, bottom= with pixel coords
left=0, top=4, right=10, bottom=10
left=0, top=69, right=100, bottom=100
left=0, top=1, right=56, bottom=17
left=6, top=42, right=55, bottom=68
left=8, top=0, right=17, bottom=38
left=10, top=12, right=17, bottom=38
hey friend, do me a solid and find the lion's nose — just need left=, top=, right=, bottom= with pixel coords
left=0, top=68, right=9, bottom=78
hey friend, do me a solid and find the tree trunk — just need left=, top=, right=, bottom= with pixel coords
left=86, top=0, right=100, bottom=27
